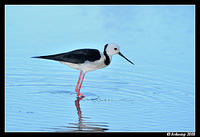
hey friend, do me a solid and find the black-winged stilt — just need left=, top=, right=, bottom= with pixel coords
left=33, top=43, right=134, bottom=97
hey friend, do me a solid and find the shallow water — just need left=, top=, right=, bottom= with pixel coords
left=5, top=5, right=195, bottom=132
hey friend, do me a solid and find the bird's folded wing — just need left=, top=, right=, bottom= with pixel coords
left=32, top=49, right=101, bottom=64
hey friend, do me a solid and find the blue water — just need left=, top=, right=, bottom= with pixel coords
left=5, top=5, right=195, bottom=132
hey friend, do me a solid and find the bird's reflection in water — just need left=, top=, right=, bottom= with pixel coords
left=67, top=96, right=109, bottom=132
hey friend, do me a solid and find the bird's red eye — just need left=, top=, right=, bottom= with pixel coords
left=114, top=48, right=117, bottom=50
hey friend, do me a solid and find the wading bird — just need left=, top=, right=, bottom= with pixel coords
left=33, top=43, right=134, bottom=97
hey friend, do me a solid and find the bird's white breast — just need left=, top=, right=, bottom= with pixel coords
left=60, top=53, right=110, bottom=73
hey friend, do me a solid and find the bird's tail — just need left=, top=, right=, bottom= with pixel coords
left=32, top=55, right=58, bottom=60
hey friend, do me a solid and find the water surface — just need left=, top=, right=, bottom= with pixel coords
left=5, top=5, right=195, bottom=132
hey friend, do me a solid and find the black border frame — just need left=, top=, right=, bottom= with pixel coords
left=1, top=0, right=199, bottom=136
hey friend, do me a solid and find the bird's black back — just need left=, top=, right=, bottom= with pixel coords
left=32, top=49, right=101, bottom=64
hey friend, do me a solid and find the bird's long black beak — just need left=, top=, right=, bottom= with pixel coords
left=118, top=52, right=134, bottom=65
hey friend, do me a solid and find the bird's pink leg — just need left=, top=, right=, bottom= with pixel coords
left=75, top=71, right=82, bottom=92
left=77, top=72, right=86, bottom=97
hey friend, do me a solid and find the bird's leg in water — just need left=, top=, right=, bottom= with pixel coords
left=75, top=71, right=82, bottom=92
left=77, top=72, right=86, bottom=97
